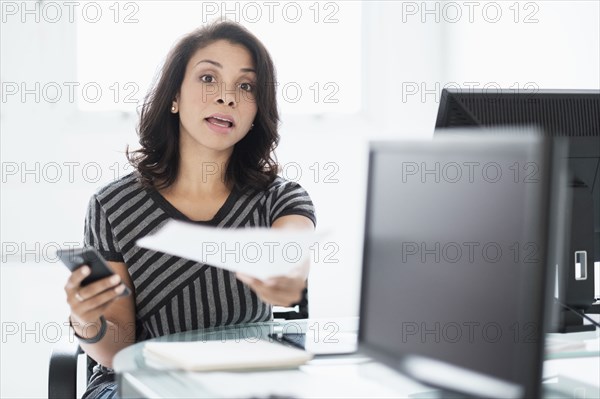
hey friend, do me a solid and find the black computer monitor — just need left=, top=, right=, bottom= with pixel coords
left=359, top=133, right=564, bottom=398
left=435, top=89, right=600, bottom=332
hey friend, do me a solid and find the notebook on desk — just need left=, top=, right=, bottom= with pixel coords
left=143, top=339, right=313, bottom=371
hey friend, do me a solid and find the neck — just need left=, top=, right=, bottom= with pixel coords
left=166, top=137, right=234, bottom=197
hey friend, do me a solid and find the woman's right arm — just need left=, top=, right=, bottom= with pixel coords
left=64, top=261, right=136, bottom=369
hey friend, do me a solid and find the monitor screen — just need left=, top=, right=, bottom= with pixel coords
left=435, top=88, right=599, bottom=260
left=359, top=133, right=562, bottom=398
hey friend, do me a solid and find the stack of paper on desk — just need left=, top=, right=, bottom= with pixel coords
left=143, top=339, right=314, bottom=371
left=136, top=220, right=323, bottom=280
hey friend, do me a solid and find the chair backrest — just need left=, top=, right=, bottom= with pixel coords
left=273, top=286, right=309, bottom=320
left=86, top=356, right=97, bottom=383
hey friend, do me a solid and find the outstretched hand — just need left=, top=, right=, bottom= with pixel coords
left=244, top=214, right=313, bottom=306
left=236, top=270, right=306, bottom=307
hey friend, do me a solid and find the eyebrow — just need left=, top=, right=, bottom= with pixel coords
left=195, top=59, right=256, bottom=73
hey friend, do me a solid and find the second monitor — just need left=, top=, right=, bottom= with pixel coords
left=435, top=88, right=600, bottom=331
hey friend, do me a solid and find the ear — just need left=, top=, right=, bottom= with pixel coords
left=171, top=94, right=179, bottom=113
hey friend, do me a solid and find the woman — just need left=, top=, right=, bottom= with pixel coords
left=63, top=20, right=316, bottom=398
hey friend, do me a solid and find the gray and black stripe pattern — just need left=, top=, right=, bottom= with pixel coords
left=84, top=172, right=316, bottom=341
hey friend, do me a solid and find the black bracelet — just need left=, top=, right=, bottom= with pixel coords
left=70, top=315, right=107, bottom=344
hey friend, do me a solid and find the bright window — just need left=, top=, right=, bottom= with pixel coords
left=76, top=1, right=363, bottom=115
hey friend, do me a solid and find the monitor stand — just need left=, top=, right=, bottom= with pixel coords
left=585, top=303, right=600, bottom=314
left=556, top=307, right=596, bottom=333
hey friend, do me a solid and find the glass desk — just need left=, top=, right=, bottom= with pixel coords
left=113, top=317, right=431, bottom=398
left=113, top=318, right=600, bottom=398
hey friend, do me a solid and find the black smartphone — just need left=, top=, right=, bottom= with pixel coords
left=57, top=247, right=130, bottom=296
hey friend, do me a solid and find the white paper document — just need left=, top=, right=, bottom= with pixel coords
left=136, top=220, right=322, bottom=280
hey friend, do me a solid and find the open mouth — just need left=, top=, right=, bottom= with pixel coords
left=205, top=116, right=234, bottom=128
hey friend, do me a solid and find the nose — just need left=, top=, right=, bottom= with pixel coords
left=216, top=98, right=236, bottom=107
left=216, top=85, right=237, bottom=108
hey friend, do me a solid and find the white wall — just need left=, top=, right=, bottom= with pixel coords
left=1, top=1, right=598, bottom=397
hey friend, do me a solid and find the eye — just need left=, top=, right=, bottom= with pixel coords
left=239, top=82, right=254, bottom=92
left=200, top=74, right=216, bottom=83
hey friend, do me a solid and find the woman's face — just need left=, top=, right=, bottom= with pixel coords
left=174, top=39, right=258, bottom=154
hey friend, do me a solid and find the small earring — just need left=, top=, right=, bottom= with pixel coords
left=251, top=123, right=254, bottom=128
left=171, top=105, right=176, bottom=112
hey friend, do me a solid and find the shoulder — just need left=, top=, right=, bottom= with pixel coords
left=262, top=176, right=316, bottom=226
left=91, top=172, right=145, bottom=208
left=239, top=176, right=311, bottom=201
left=264, top=176, right=311, bottom=197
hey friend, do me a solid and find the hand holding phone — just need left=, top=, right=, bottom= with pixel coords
left=60, top=247, right=131, bottom=342
left=57, top=247, right=130, bottom=296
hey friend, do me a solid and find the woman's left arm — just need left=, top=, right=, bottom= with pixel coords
left=236, top=214, right=314, bottom=306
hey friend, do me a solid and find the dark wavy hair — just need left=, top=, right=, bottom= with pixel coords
left=127, top=20, right=280, bottom=191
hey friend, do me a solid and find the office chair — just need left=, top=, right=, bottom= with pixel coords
left=48, top=344, right=94, bottom=399
left=48, top=287, right=309, bottom=398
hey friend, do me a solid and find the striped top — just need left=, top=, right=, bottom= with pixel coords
left=83, top=172, right=316, bottom=341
